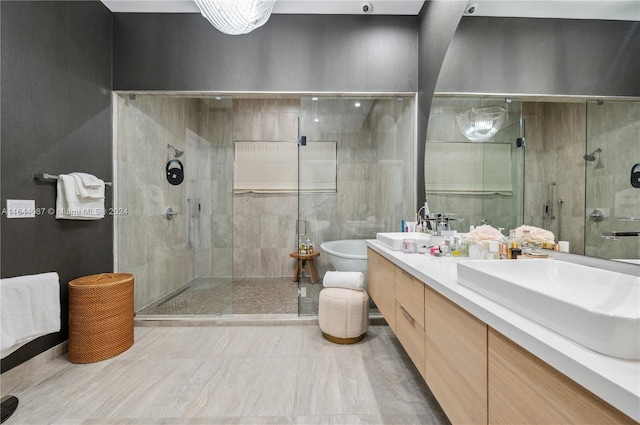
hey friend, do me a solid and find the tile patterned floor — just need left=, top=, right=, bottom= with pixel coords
left=1, top=326, right=450, bottom=425
left=137, top=278, right=299, bottom=316
left=137, top=277, right=380, bottom=318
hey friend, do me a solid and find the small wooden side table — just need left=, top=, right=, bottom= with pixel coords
left=290, top=251, right=321, bottom=284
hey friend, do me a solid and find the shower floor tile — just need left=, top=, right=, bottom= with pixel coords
left=137, top=277, right=298, bottom=316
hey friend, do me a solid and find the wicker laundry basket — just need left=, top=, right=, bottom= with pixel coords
left=68, top=273, right=134, bottom=363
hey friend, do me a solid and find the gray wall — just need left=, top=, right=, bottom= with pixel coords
left=113, top=14, right=418, bottom=93
left=436, top=17, right=640, bottom=97
left=1, top=1, right=112, bottom=372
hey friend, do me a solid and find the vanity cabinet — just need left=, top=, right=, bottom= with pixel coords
left=488, top=329, right=637, bottom=425
left=395, top=267, right=426, bottom=379
left=367, top=248, right=396, bottom=331
left=366, top=246, right=636, bottom=425
left=425, top=286, right=488, bottom=425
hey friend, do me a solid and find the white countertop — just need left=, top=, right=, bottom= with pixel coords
left=366, top=240, right=640, bottom=422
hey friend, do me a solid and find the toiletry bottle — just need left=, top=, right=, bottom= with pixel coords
left=306, top=237, right=312, bottom=254
left=451, top=237, right=459, bottom=257
left=499, top=241, right=508, bottom=259
left=458, top=238, right=469, bottom=257
left=489, top=241, right=500, bottom=260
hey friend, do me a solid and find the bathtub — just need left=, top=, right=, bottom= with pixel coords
left=320, top=239, right=368, bottom=277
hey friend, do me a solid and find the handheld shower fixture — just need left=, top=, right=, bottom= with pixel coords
left=167, top=144, right=184, bottom=158
left=583, top=147, right=601, bottom=161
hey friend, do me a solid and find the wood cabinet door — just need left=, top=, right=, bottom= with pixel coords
left=367, top=248, right=396, bottom=331
left=488, top=328, right=637, bottom=425
left=425, top=286, right=488, bottom=425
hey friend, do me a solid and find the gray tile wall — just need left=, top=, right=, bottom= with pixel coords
left=115, top=95, right=232, bottom=310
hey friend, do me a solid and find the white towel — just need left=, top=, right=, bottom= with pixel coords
left=71, top=172, right=102, bottom=188
left=322, top=271, right=365, bottom=291
left=70, top=173, right=105, bottom=199
left=56, top=174, right=105, bottom=220
left=1, top=272, right=61, bottom=358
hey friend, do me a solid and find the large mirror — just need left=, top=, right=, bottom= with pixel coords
left=426, top=3, right=639, bottom=263
left=426, top=95, right=640, bottom=262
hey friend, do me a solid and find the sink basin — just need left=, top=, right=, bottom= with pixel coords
left=376, top=232, right=430, bottom=251
left=457, top=259, right=640, bottom=359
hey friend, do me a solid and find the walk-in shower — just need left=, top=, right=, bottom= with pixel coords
left=114, top=94, right=416, bottom=318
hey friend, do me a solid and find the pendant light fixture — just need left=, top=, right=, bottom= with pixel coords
left=194, top=0, right=276, bottom=35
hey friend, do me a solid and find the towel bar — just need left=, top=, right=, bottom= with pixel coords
left=33, top=173, right=112, bottom=186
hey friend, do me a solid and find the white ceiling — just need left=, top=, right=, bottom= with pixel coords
left=100, top=0, right=425, bottom=15
left=101, top=0, right=640, bottom=21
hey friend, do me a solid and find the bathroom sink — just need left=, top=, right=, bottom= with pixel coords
left=457, top=259, right=640, bottom=360
left=376, top=232, right=430, bottom=251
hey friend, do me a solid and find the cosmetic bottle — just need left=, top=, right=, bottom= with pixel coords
left=489, top=241, right=500, bottom=260
left=457, top=238, right=469, bottom=257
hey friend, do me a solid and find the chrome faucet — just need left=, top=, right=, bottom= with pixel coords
left=601, top=231, right=640, bottom=240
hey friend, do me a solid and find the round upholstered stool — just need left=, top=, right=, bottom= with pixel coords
left=318, top=287, right=369, bottom=344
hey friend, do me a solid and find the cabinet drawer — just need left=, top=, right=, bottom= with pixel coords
left=396, top=301, right=426, bottom=379
left=395, top=267, right=425, bottom=329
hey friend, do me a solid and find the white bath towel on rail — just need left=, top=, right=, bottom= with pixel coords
left=56, top=173, right=105, bottom=220
left=1, top=272, right=61, bottom=358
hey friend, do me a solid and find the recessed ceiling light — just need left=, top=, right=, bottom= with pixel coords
left=354, top=101, right=361, bottom=108
left=312, top=97, right=318, bottom=101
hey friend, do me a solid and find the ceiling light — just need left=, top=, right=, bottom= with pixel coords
left=194, top=0, right=276, bottom=35
left=456, top=106, right=506, bottom=142
left=354, top=101, right=361, bottom=108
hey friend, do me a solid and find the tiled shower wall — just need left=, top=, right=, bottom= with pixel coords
left=232, top=99, right=300, bottom=278
left=115, top=95, right=232, bottom=310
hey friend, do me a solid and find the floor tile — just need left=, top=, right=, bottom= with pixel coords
left=4, top=325, right=449, bottom=425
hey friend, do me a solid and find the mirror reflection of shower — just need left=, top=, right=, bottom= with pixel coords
left=543, top=181, right=556, bottom=230
left=187, top=179, right=201, bottom=249
left=168, top=143, right=184, bottom=158
left=583, top=147, right=601, bottom=161
left=584, top=147, right=604, bottom=169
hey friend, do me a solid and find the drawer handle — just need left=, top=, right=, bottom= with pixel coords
left=399, top=305, right=415, bottom=324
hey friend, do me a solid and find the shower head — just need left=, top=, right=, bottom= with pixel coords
left=167, top=144, right=184, bottom=158
left=583, top=147, right=602, bottom=161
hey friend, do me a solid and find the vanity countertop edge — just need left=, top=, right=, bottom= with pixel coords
left=366, top=240, right=640, bottom=423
